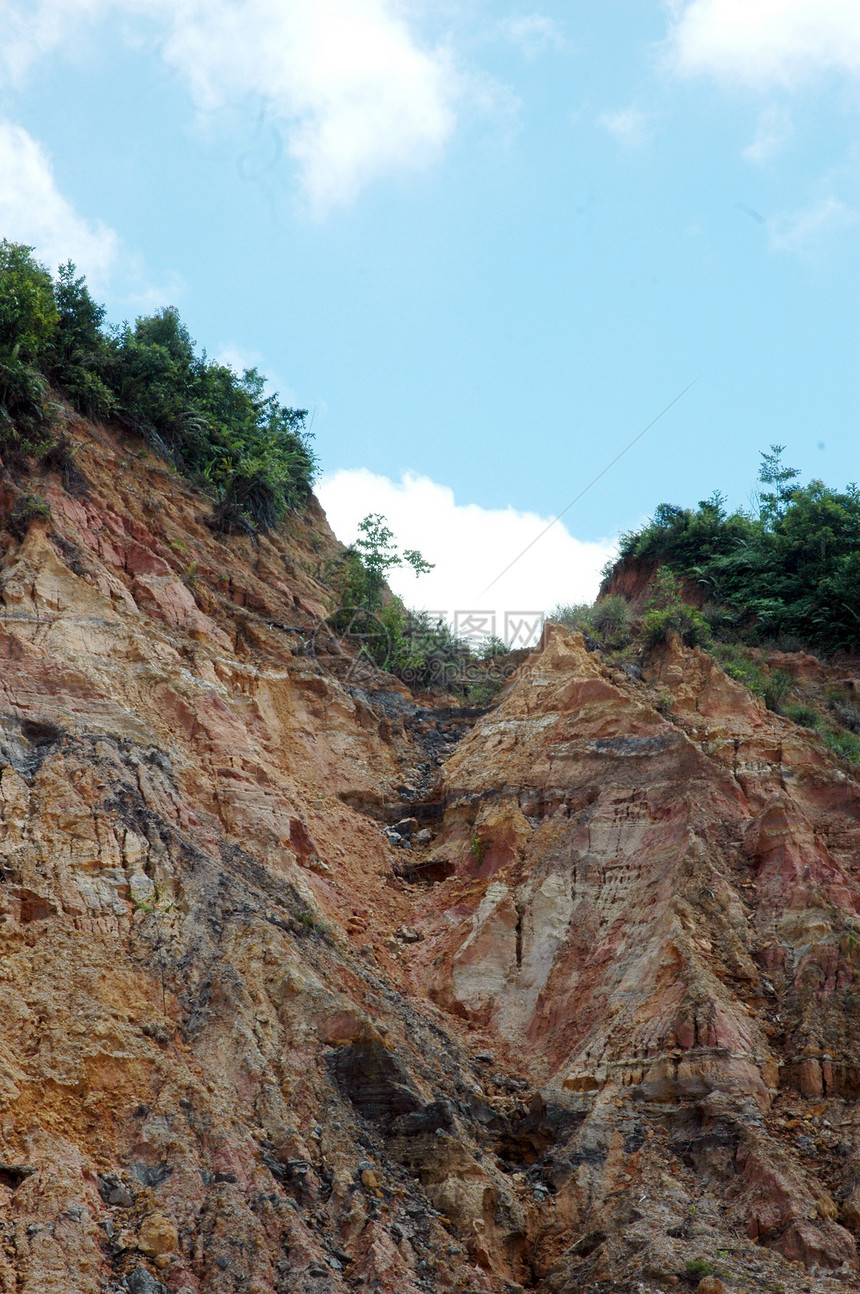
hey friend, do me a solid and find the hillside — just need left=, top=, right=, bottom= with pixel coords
left=2, top=407, right=860, bottom=1294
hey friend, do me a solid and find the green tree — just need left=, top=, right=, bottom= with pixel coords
left=758, top=443, right=800, bottom=524
left=0, top=241, right=57, bottom=360
left=0, top=242, right=58, bottom=452
left=46, top=262, right=116, bottom=418
left=345, top=513, right=433, bottom=611
left=612, top=449, right=860, bottom=654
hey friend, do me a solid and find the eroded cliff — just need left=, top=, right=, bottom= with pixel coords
left=1, top=411, right=860, bottom=1294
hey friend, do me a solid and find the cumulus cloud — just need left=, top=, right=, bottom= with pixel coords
left=767, top=195, right=856, bottom=253
left=742, top=104, right=792, bottom=163
left=316, top=468, right=616, bottom=647
left=0, top=0, right=459, bottom=212
left=598, top=105, right=653, bottom=148
left=0, top=120, right=120, bottom=286
left=665, top=0, right=860, bottom=86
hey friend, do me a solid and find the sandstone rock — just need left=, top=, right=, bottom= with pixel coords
left=2, top=415, right=860, bottom=1294
left=137, top=1213, right=178, bottom=1257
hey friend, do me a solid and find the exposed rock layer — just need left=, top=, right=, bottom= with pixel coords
left=1, top=414, right=860, bottom=1293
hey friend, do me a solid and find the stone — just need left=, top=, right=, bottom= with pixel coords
left=137, top=1214, right=178, bottom=1258
left=126, top=1270, right=167, bottom=1294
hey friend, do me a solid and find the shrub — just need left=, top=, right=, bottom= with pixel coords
left=45, top=262, right=117, bottom=419
left=710, top=643, right=767, bottom=696
left=763, top=669, right=793, bottom=713
left=825, top=691, right=860, bottom=734
left=823, top=730, right=860, bottom=766
left=549, top=603, right=594, bottom=635
left=6, top=492, right=51, bottom=540
left=641, top=567, right=710, bottom=648
left=591, top=594, right=631, bottom=648
left=0, top=355, right=54, bottom=455
left=783, top=702, right=820, bottom=729
left=380, top=601, right=470, bottom=691
left=480, top=634, right=509, bottom=660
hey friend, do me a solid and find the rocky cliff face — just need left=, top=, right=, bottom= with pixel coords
left=1, top=413, right=860, bottom=1294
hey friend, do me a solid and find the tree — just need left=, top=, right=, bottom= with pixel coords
left=758, top=444, right=800, bottom=524
left=348, top=513, right=433, bottom=610
left=0, top=241, right=57, bottom=360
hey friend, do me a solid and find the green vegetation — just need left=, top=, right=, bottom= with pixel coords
left=550, top=594, right=631, bottom=649
left=614, top=446, right=860, bottom=655
left=641, top=566, right=710, bottom=648
left=328, top=513, right=515, bottom=696
left=0, top=241, right=315, bottom=532
left=685, top=1257, right=726, bottom=1280
left=823, top=729, right=860, bottom=765
left=331, top=513, right=433, bottom=616
left=6, top=491, right=51, bottom=539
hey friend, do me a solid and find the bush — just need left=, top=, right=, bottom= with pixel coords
left=480, top=634, right=509, bottom=660
left=591, top=594, right=631, bottom=648
left=0, top=355, right=54, bottom=454
left=46, top=262, right=116, bottom=419
left=823, top=729, right=860, bottom=766
left=825, top=691, right=860, bottom=734
left=549, top=603, right=594, bottom=635
left=710, top=643, right=767, bottom=696
left=549, top=596, right=630, bottom=649
left=642, top=567, right=710, bottom=648
left=783, top=702, right=820, bottom=729
left=6, top=491, right=51, bottom=539
left=763, top=669, right=793, bottom=713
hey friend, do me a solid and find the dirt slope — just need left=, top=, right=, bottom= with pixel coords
left=1, top=411, right=860, bottom=1294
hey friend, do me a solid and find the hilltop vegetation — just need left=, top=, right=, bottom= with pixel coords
left=0, top=240, right=315, bottom=532
left=606, top=446, right=860, bottom=656
left=552, top=449, right=860, bottom=764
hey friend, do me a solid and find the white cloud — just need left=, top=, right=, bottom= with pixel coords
left=316, top=468, right=616, bottom=646
left=0, top=0, right=111, bottom=84
left=742, top=104, right=792, bottom=162
left=767, top=194, right=855, bottom=252
left=598, top=105, right=653, bottom=148
left=1, top=0, right=460, bottom=212
left=666, top=0, right=860, bottom=86
left=500, top=14, right=565, bottom=59
left=0, top=119, right=120, bottom=287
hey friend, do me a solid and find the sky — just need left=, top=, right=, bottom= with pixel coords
left=1, top=0, right=858, bottom=641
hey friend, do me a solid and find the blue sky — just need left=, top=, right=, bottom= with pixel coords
left=1, top=0, right=858, bottom=631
